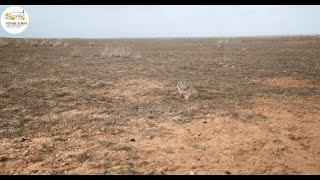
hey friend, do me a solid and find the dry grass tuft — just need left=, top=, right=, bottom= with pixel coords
left=0, top=39, right=9, bottom=46
left=101, top=44, right=132, bottom=58
left=40, top=39, right=48, bottom=46
left=71, top=45, right=81, bottom=57
left=64, top=41, right=69, bottom=47
left=53, top=39, right=63, bottom=47
left=30, top=40, right=39, bottom=47
left=217, top=39, right=230, bottom=48
left=133, top=52, right=142, bottom=59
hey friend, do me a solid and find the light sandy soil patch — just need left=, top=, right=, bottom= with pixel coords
left=261, top=77, right=320, bottom=88
left=110, top=79, right=167, bottom=102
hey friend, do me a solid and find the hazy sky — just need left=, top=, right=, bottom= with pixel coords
left=1, top=5, right=320, bottom=38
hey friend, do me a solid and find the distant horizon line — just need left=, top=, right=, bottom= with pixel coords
left=1, top=34, right=320, bottom=39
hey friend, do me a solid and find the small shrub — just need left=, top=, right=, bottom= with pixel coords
left=48, top=40, right=54, bottom=46
left=71, top=45, right=80, bottom=57
left=24, top=39, right=30, bottom=46
left=133, top=52, right=142, bottom=59
left=30, top=40, right=39, bottom=47
left=40, top=39, right=48, bottom=46
left=217, top=40, right=224, bottom=48
left=0, top=39, right=9, bottom=46
left=15, top=40, right=22, bottom=47
left=217, top=39, right=230, bottom=48
left=76, top=151, right=93, bottom=163
left=53, top=39, right=63, bottom=47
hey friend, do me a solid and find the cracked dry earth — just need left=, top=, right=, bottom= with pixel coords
left=0, top=37, right=320, bottom=174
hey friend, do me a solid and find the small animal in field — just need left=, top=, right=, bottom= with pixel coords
left=176, top=81, right=198, bottom=100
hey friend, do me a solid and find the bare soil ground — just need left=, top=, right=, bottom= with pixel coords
left=0, top=36, right=320, bottom=175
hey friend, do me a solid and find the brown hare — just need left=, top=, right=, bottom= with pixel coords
left=176, top=81, right=198, bottom=100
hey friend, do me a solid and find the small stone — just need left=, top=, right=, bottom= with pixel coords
left=203, top=121, right=207, bottom=123
left=32, top=169, right=38, bottom=173
left=130, top=138, right=136, bottom=142
left=303, top=142, right=310, bottom=149
left=292, top=170, right=300, bottom=175
left=0, top=156, right=8, bottom=162
left=225, top=171, right=232, bottom=175
left=20, top=137, right=28, bottom=142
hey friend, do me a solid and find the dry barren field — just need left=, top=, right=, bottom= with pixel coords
left=0, top=36, right=320, bottom=175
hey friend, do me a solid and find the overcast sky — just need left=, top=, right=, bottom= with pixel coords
left=1, top=5, right=320, bottom=38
